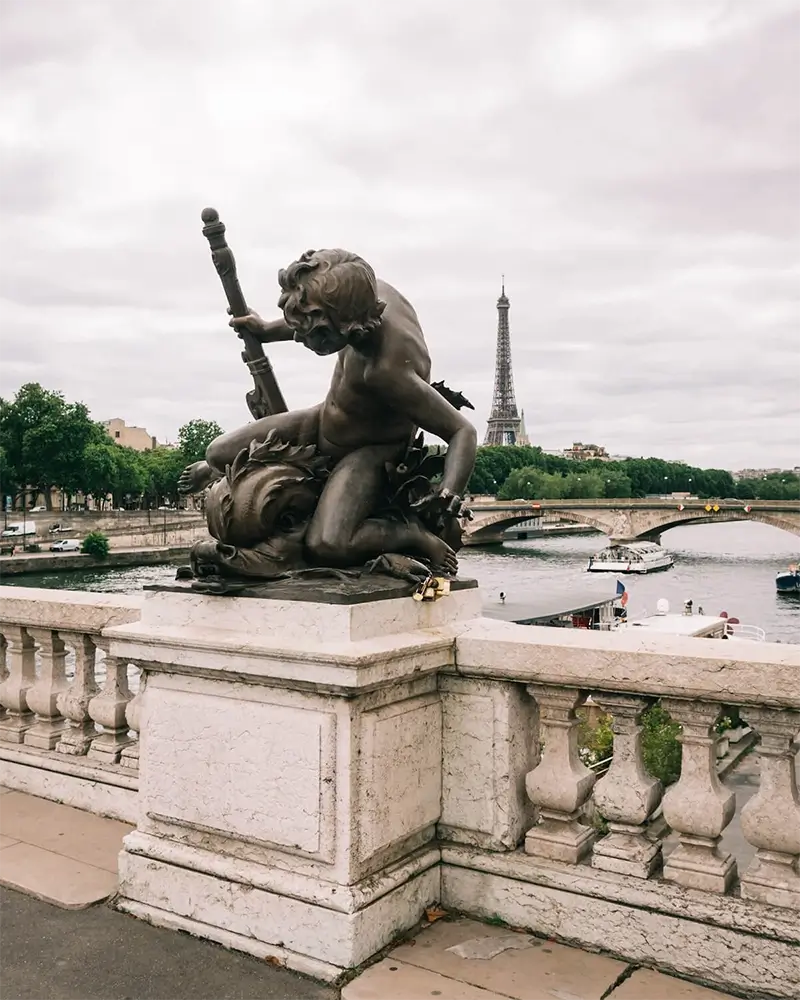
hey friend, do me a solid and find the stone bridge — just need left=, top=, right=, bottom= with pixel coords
left=464, top=498, right=800, bottom=544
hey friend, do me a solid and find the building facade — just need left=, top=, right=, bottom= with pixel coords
left=103, top=418, right=157, bottom=452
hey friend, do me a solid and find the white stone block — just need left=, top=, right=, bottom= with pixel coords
left=141, top=685, right=337, bottom=860
left=438, top=676, right=535, bottom=850
left=357, top=693, right=441, bottom=862
left=139, top=585, right=481, bottom=644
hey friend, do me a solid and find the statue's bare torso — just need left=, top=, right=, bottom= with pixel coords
left=319, top=281, right=431, bottom=454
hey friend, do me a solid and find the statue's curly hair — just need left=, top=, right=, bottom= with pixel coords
left=277, top=249, right=386, bottom=343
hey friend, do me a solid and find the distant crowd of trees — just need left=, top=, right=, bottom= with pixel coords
left=0, top=383, right=223, bottom=511
left=2, top=384, right=797, bottom=512
left=467, top=445, right=799, bottom=502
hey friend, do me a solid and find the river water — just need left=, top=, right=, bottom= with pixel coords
left=4, top=522, right=799, bottom=643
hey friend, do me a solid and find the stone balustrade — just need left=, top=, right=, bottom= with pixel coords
left=0, top=587, right=144, bottom=820
left=447, top=618, right=800, bottom=997
left=0, top=584, right=798, bottom=996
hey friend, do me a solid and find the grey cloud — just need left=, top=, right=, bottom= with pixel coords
left=0, top=0, right=797, bottom=466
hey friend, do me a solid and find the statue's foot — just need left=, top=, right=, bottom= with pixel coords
left=411, top=525, right=458, bottom=577
left=365, top=553, right=431, bottom=583
left=178, top=461, right=217, bottom=495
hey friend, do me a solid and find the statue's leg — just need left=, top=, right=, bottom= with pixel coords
left=305, top=445, right=458, bottom=575
left=179, top=405, right=322, bottom=495
left=206, top=404, right=322, bottom=475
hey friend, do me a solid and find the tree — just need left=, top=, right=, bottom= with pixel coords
left=0, top=383, right=99, bottom=509
left=602, top=470, right=633, bottom=498
left=178, top=419, right=225, bottom=465
left=140, top=447, right=187, bottom=506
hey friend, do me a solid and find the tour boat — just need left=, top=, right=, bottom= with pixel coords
left=618, top=599, right=765, bottom=641
left=776, top=565, right=800, bottom=594
left=483, top=580, right=627, bottom=630
left=587, top=541, right=674, bottom=574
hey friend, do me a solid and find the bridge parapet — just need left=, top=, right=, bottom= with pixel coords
left=447, top=617, right=800, bottom=997
left=466, top=499, right=800, bottom=541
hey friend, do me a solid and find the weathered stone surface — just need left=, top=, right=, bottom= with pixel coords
left=389, top=916, right=626, bottom=999
left=0, top=587, right=144, bottom=635
left=439, top=676, right=535, bottom=850
left=441, top=850, right=800, bottom=999
left=452, top=616, right=800, bottom=708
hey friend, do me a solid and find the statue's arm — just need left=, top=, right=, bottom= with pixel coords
left=257, top=317, right=296, bottom=343
left=373, top=370, right=478, bottom=496
left=230, top=311, right=295, bottom=343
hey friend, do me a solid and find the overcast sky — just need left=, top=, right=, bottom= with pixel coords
left=1, top=0, right=798, bottom=470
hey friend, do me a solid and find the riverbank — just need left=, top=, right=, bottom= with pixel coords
left=0, top=546, right=191, bottom=577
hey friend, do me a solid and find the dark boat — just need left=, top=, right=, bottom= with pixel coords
left=776, top=565, right=800, bottom=594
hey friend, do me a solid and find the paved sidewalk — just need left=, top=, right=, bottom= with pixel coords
left=342, top=917, right=738, bottom=1000
left=0, top=790, right=741, bottom=1000
left=0, top=787, right=132, bottom=908
left=0, top=887, right=335, bottom=1000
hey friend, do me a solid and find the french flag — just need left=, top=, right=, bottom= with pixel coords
left=616, top=579, right=629, bottom=607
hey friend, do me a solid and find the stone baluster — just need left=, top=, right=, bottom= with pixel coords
left=24, top=629, right=69, bottom=749
left=591, top=694, right=663, bottom=878
left=56, top=632, right=98, bottom=755
left=119, top=666, right=146, bottom=770
left=87, top=642, right=134, bottom=763
left=661, top=699, right=736, bottom=892
left=739, top=707, right=800, bottom=910
left=525, top=686, right=596, bottom=863
left=0, top=625, right=37, bottom=743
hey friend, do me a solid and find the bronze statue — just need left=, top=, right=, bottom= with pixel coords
left=179, top=209, right=477, bottom=587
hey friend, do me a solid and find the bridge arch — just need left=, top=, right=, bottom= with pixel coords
left=633, top=510, right=800, bottom=541
left=465, top=504, right=800, bottom=543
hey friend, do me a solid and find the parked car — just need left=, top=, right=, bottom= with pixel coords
left=29, top=505, right=47, bottom=513
left=50, top=539, right=81, bottom=552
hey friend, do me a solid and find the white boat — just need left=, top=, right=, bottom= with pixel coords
left=618, top=599, right=765, bottom=641
left=587, top=541, right=673, bottom=574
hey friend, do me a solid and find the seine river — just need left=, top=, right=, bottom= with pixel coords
left=5, top=522, right=799, bottom=643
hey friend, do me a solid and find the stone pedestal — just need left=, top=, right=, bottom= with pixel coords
left=106, top=581, right=480, bottom=980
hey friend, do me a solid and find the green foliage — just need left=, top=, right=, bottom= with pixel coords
left=641, top=705, right=682, bottom=786
left=178, top=418, right=225, bottom=465
left=81, top=531, right=110, bottom=559
left=578, top=712, right=614, bottom=767
left=0, top=385, right=229, bottom=510
left=467, top=443, right=798, bottom=503
left=578, top=703, right=682, bottom=791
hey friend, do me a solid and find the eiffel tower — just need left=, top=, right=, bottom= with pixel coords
left=484, top=279, right=528, bottom=446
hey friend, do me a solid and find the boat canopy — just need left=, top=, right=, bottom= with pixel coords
left=483, top=581, right=620, bottom=625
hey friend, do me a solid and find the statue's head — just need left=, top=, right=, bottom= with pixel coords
left=278, top=249, right=386, bottom=355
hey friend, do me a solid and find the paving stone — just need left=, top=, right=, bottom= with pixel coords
left=0, top=791, right=132, bottom=872
left=607, top=969, right=739, bottom=999
left=343, top=959, right=509, bottom=1000
left=0, top=835, right=20, bottom=850
left=390, top=917, right=627, bottom=999
left=0, top=842, right=118, bottom=908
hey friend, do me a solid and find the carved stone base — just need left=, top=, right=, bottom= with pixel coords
left=525, top=812, right=596, bottom=864
left=663, top=838, right=737, bottom=893
left=741, top=852, right=800, bottom=910
left=0, top=713, right=35, bottom=744
left=592, top=826, right=662, bottom=878
left=56, top=724, right=96, bottom=756
left=87, top=731, right=134, bottom=764
left=23, top=719, right=67, bottom=750
left=119, top=743, right=139, bottom=771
